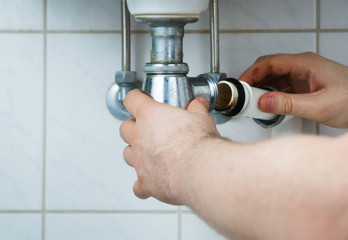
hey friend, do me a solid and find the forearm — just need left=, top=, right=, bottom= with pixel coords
left=177, top=134, right=348, bottom=240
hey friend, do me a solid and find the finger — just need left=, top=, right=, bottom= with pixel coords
left=133, top=180, right=150, bottom=199
left=239, top=54, right=297, bottom=86
left=123, top=89, right=157, bottom=117
left=123, top=145, right=134, bottom=167
left=187, top=97, right=210, bottom=114
left=258, top=91, right=321, bottom=120
left=119, top=118, right=136, bottom=144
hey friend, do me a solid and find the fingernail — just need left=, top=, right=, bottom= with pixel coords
left=261, top=96, right=274, bottom=112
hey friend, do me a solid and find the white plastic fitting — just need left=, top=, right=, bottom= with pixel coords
left=126, top=0, right=210, bottom=16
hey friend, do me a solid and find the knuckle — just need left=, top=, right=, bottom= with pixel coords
left=281, top=95, right=294, bottom=115
left=123, top=146, right=131, bottom=159
left=255, top=54, right=271, bottom=64
left=302, top=51, right=318, bottom=58
left=133, top=181, right=149, bottom=199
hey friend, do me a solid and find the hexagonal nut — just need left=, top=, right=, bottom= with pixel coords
left=115, top=71, right=137, bottom=84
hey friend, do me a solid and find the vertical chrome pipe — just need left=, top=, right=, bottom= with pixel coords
left=210, top=0, right=220, bottom=73
left=121, top=0, right=130, bottom=71
left=149, top=25, right=184, bottom=64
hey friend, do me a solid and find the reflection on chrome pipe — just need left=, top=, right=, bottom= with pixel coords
left=210, top=0, right=220, bottom=73
left=121, top=0, right=131, bottom=71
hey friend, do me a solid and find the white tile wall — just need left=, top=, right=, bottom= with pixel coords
left=182, top=213, right=226, bottom=240
left=0, top=34, right=43, bottom=210
left=47, top=0, right=121, bottom=31
left=321, top=0, right=348, bottom=29
left=0, top=214, right=42, bottom=240
left=0, top=0, right=43, bottom=30
left=1, top=0, right=347, bottom=239
left=46, top=214, right=178, bottom=240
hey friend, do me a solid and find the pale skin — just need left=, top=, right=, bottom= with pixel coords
left=120, top=52, right=348, bottom=239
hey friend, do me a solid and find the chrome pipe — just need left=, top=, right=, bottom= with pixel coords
left=150, top=25, right=184, bottom=64
left=210, top=0, right=220, bottom=73
left=121, top=0, right=130, bottom=71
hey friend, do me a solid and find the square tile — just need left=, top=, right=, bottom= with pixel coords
left=320, top=33, right=348, bottom=65
left=46, top=214, right=178, bottom=240
left=0, top=214, right=42, bottom=240
left=182, top=213, right=226, bottom=240
left=46, top=33, right=174, bottom=210
left=220, top=33, right=316, bottom=77
left=47, top=0, right=120, bottom=30
left=321, top=0, right=348, bottom=29
left=0, top=34, right=43, bottom=210
left=0, top=0, right=43, bottom=30
left=218, top=0, right=315, bottom=30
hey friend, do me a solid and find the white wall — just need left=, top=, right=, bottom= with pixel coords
left=0, top=0, right=347, bottom=239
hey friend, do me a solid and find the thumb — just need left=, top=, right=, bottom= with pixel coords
left=187, top=97, right=210, bottom=114
left=259, top=91, right=319, bottom=119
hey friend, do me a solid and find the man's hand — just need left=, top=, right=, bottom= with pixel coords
left=240, top=52, right=348, bottom=128
left=119, top=89, right=220, bottom=205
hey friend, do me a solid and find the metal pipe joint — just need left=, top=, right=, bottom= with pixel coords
left=106, top=0, right=286, bottom=127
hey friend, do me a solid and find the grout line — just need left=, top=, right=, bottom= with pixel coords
left=45, top=210, right=180, bottom=214
left=2, top=28, right=348, bottom=35
left=316, top=0, right=321, bottom=136
left=0, top=211, right=43, bottom=214
left=42, top=0, right=48, bottom=239
left=316, top=0, right=321, bottom=53
left=0, top=210, right=182, bottom=214
left=0, top=209, right=192, bottom=214
left=178, top=207, right=182, bottom=240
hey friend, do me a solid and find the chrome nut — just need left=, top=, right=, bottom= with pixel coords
left=115, top=71, right=137, bottom=84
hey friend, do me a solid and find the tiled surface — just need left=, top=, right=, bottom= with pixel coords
left=321, top=0, right=348, bottom=29
left=182, top=213, right=226, bottom=240
left=1, top=0, right=348, bottom=239
left=208, top=0, right=315, bottom=30
left=0, top=0, right=43, bottom=30
left=47, top=0, right=121, bottom=30
left=46, top=214, right=178, bottom=240
left=0, top=214, right=42, bottom=240
left=0, top=34, right=43, bottom=210
left=320, top=33, right=348, bottom=65
left=220, top=33, right=316, bottom=77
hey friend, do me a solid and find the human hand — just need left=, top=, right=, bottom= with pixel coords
left=119, top=89, right=220, bottom=205
left=240, top=52, right=348, bottom=128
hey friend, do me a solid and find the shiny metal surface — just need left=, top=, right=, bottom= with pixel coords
left=144, top=63, right=189, bottom=74
left=106, top=0, right=139, bottom=121
left=210, top=0, right=220, bottom=73
left=150, top=26, right=184, bottom=64
left=106, top=82, right=133, bottom=120
left=106, top=71, right=139, bottom=120
left=140, top=17, right=217, bottom=112
left=122, top=0, right=130, bottom=71
left=136, top=17, right=198, bottom=64
left=143, top=75, right=193, bottom=108
left=143, top=74, right=217, bottom=112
